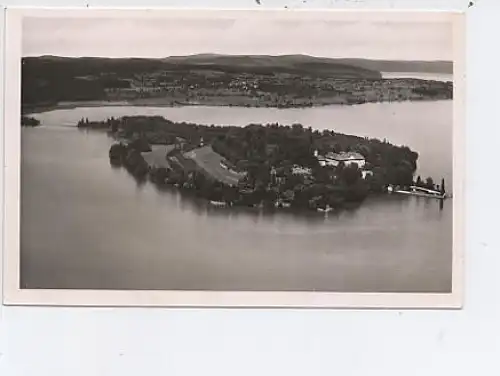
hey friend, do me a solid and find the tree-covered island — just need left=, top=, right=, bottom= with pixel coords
left=21, top=116, right=41, bottom=127
left=77, top=115, right=441, bottom=212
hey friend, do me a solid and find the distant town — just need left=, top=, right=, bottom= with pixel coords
left=97, top=72, right=452, bottom=108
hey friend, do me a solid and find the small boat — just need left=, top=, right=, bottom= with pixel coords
left=209, top=200, right=227, bottom=207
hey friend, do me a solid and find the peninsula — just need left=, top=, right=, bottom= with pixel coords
left=22, top=55, right=453, bottom=113
left=75, top=115, right=438, bottom=212
left=21, top=116, right=41, bottom=127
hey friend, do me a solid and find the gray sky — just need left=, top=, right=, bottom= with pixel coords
left=22, top=15, right=454, bottom=61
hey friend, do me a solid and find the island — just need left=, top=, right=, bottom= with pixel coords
left=76, top=115, right=444, bottom=212
left=21, top=116, right=41, bottom=127
left=22, top=55, right=453, bottom=113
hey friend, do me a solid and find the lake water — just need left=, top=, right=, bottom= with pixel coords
left=382, top=72, right=453, bottom=82
left=21, top=101, right=453, bottom=292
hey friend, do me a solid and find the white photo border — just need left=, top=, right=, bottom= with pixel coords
left=2, top=8, right=465, bottom=308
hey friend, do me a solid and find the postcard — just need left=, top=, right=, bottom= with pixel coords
left=2, top=8, right=465, bottom=307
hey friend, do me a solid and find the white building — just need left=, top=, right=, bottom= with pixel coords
left=361, top=170, right=373, bottom=179
left=292, top=165, right=313, bottom=175
left=315, top=150, right=366, bottom=169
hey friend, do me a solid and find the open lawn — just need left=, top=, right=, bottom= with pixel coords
left=141, top=145, right=175, bottom=169
left=184, top=145, right=246, bottom=186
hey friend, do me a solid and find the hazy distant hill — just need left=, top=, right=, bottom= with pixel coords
left=23, top=54, right=382, bottom=79
left=333, top=58, right=453, bottom=74
left=163, top=54, right=453, bottom=75
left=24, top=54, right=453, bottom=76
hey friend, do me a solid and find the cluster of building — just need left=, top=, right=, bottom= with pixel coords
left=315, top=150, right=373, bottom=179
left=314, top=150, right=366, bottom=168
left=291, top=165, right=313, bottom=175
left=101, top=68, right=451, bottom=106
left=227, top=77, right=260, bottom=91
left=269, top=150, right=372, bottom=182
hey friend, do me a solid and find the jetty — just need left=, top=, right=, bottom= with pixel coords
left=389, top=185, right=450, bottom=200
left=317, top=205, right=333, bottom=213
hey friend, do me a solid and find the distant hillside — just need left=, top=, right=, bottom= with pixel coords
left=23, top=54, right=382, bottom=79
left=24, top=54, right=453, bottom=76
left=333, top=58, right=453, bottom=74
left=164, top=54, right=453, bottom=75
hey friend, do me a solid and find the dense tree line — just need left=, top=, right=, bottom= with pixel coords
left=22, top=58, right=142, bottom=106
left=21, top=116, right=40, bottom=127
left=414, top=175, right=446, bottom=193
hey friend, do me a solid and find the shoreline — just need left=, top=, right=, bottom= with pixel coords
left=98, top=115, right=439, bottom=214
left=23, top=96, right=452, bottom=115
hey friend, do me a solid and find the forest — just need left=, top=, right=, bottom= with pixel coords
left=80, top=115, right=420, bottom=211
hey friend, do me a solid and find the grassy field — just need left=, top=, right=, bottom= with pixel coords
left=141, top=145, right=175, bottom=169
left=184, top=146, right=246, bottom=186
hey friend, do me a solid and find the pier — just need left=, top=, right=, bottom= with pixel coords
left=390, top=185, right=449, bottom=199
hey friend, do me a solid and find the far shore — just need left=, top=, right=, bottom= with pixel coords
left=23, top=101, right=136, bottom=115
left=22, top=96, right=452, bottom=116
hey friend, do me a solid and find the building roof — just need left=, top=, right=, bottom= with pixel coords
left=325, top=151, right=365, bottom=161
left=292, top=165, right=313, bottom=175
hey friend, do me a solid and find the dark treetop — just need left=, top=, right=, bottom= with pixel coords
left=21, top=116, right=41, bottom=127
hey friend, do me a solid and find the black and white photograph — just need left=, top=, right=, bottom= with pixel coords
left=2, top=9, right=465, bottom=307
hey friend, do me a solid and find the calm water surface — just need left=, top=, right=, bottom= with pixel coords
left=381, top=72, right=453, bottom=82
left=21, top=101, right=453, bottom=292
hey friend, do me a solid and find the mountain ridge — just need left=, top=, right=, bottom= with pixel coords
left=24, top=54, right=453, bottom=75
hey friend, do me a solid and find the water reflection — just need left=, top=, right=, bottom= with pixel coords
left=143, top=174, right=449, bottom=225
left=134, top=176, right=148, bottom=190
left=109, top=162, right=121, bottom=170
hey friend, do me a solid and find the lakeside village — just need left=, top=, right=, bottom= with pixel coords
left=72, top=115, right=448, bottom=212
left=99, top=73, right=453, bottom=108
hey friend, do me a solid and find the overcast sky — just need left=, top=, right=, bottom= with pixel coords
left=22, top=14, right=454, bottom=61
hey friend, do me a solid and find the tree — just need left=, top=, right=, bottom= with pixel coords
left=425, top=177, right=435, bottom=190
left=150, top=167, right=169, bottom=184
left=366, top=171, right=385, bottom=193
left=341, top=163, right=361, bottom=186
left=110, top=117, right=118, bottom=133
left=416, top=175, right=422, bottom=187
left=394, top=165, right=414, bottom=187
left=344, top=180, right=369, bottom=202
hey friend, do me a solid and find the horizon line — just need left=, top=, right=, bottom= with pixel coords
left=22, top=53, right=453, bottom=63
